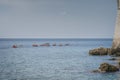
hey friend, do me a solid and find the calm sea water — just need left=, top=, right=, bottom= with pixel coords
left=0, top=38, right=120, bottom=80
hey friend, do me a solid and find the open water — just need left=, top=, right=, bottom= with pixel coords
left=0, top=39, right=119, bottom=80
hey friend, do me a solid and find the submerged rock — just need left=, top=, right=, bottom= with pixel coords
left=92, top=69, right=100, bottom=73
left=99, top=63, right=119, bottom=72
left=108, top=58, right=117, bottom=61
left=89, top=47, right=110, bottom=55
left=65, top=44, right=69, bottom=46
left=58, top=44, right=63, bottom=46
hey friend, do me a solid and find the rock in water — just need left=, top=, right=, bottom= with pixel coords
left=32, top=44, right=38, bottom=47
left=12, top=45, right=17, bottom=48
left=109, top=48, right=120, bottom=56
left=52, top=43, right=56, bottom=46
left=89, top=47, right=109, bottom=55
left=108, top=58, right=117, bottom=61
left=40, top=43, right=50, bottom=47
left=118, top=62, right=120, bottom=68
left=89, top=47, right=120, bottom=56
left=99, top=63, right=119, bottom=72
left=92, top=69, right=100, bottom=73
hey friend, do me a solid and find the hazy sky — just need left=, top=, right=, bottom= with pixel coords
left=0, top=0, right=117, bottom=38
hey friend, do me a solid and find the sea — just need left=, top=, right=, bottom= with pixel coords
left=0, top=38, right=119, bottom=80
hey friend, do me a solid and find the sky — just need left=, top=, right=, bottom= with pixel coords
left=0, top=0, right=117, bottom=38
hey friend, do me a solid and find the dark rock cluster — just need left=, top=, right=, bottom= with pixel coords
left=89, top=47, right=111, bottom=56
left=40, top=43, right=50, bottom=47
left=13, top=43, right=70, bottom=48
left=89, top=47, right=120, bottom=73
left=92, top=63, right=119, bottom=73
left=89, top=47, right=120, bottom=56
left=110, top=48, right=120, bottom=56
left=99, top=63, right=119, bottom=72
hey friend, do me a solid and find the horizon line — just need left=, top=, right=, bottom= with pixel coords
left=0, top=38, right=113, bottom=39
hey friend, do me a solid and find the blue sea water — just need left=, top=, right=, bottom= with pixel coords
left=0, top=38, right=120, bottom=80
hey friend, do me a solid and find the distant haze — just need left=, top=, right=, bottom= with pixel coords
left=0, top=0, right=117, bottom=38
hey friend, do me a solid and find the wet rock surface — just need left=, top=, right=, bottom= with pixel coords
left=40, top=43, right=50, bottom=47
left=89, top=47, right=120, bottom=73
left=109, top=48, right=120, bottom=56
left=89, top=47, right=110, bottom=55
left=89, top=47, right=120, bottom=56
left=92, top=63, right=119, bottom=73
left=99, top=63, right=119, bottom=72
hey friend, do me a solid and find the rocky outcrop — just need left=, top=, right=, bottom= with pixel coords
left=99, top=63, right=119, bottom=72
left=40, top=43, right=50, bottom=47
left=12, top=45, right=18, bottom=48
left=109, top=48, right=120, bottom=56
left=12, top=45, right=23, bottom=48
left=89, top=47, right=110, bottom=55
left=52, top=43, right=56, bottom=46
left=92, top=63, right=119, bottom=73
left=58, top=44, right=63, bottom=46
left=52, top=43, right=70, bottom=46
left=32, top=44, right=38, bottom=47
left=89, top=47, right=120, bottom=56
left=89, top=47, right=120, bottom=73
left=65, top=44, right=69, bottom=46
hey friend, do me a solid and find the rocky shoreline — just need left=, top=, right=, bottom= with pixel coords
left=89, top=47, right=120, bottom=56
left=89, top=47, right=120, bottom=72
